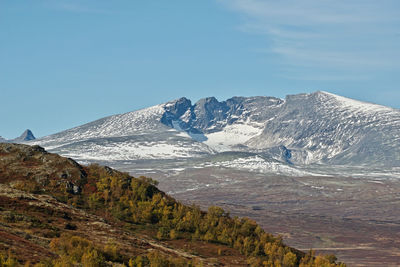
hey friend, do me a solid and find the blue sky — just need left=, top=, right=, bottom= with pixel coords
left=1, top=0, right=399, bottom=139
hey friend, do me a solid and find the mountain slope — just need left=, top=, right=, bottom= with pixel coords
left=27, top=91, right=400, bottom=167
left=246, top=91, right=400, bottom=166
left=29, top=103, right=213, bottom=161
left=0, top=143, right=345, bottom=266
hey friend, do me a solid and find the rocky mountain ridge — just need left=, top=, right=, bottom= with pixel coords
left=25, top=91, right=399, bottom=169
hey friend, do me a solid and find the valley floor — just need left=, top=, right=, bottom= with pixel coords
left=151, top=167, right=400, bottom=267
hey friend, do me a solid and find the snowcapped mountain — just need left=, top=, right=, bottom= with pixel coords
left=27, top=91, right=400, bottom=170
left=246, top=91, right=400, bottom=166
left=159, top=91, right=400, bottom=167
left=28, top=103, right=214, bottom=161
left=161, top=96, right=281, bottom=151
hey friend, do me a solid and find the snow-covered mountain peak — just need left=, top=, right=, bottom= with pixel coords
left=283, top=91, right=397, bottom=117
left=247, top=91, right=400, bottom=166
left=319, top=90, right=396, bottom=114
left=24, top=91, right=399, bottom=167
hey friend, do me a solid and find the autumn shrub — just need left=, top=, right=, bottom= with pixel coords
left=49, top=235, right=106, bottom=266
left=70, top=164, right=346, bottom=267
left=0, top=251, right=18, bottom=267
left=12, top=180, right=41, bottom=194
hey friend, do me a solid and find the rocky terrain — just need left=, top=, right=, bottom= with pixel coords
left=0, top=143, right=345, bottom=266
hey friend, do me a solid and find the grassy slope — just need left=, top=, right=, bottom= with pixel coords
left=0, top=143, right=345, bottom=266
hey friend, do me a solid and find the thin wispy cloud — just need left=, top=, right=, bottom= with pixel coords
left=218, top=0, right=400, bottom=80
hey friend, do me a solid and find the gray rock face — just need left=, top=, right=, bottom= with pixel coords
left=161, top=95, right=283, bottom=134
left=192, top=97, right=230, bottom=131
left=161, top=97, right=194, bottom=130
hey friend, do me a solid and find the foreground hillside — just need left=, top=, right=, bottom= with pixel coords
left=0, top=143, right=345, bottom=266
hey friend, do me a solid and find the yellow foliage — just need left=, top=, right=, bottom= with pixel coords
left=0, top=251, right=18, bottom=267
left=283, top=251, right=297, bottom=267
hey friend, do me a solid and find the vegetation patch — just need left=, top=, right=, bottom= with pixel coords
left=0, top=144, right=346, bottom=266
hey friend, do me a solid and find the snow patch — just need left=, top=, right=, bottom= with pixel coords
left=203, top=123, right=263, bottom=152
left=204, top=156, right=315, bottom=177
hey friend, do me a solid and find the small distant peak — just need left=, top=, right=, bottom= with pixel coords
left=18, top=129, right=36, bottom=141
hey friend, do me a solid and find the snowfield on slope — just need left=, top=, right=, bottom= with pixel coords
left=26, top=91, right=400, bottom=169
